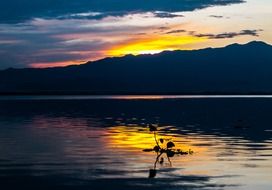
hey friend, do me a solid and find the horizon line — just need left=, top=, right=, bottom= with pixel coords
left=1, top=40, right=270, bottom=71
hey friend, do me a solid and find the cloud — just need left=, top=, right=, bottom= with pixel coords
left=191, top=29, right=263, bottom=39
left=158, top=27, right=170, bottom=30
left=0, top=0, right=244, bottom=23
left=165, top=29, right=186, bottom=34
left=209, top=15, right=224, bottom=18
left=153, top=12, right=184, bottom=18
left=0, top=14, right=165, bottom=69
left=0, top=0, right=254, bottom=69
left=0, top=19, right=113, bottom=68
left=56, top=12, right=106, bottom=20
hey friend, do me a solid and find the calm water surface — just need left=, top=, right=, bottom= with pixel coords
left=0, top=96, right=271, bottom=189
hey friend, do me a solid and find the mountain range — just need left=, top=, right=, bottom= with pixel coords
left=0, top=41, right=272, bottom=95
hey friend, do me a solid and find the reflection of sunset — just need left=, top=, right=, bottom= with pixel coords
left=107, top=125, right=161, bottom=149
left=111, top=95, right=166, bottom=100
left=108, top=35, right=206, bottom=56
left=106, top=125, right=205, bottom=153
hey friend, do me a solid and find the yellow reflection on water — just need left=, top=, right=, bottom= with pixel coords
left=106, top=125, right=205, bottom=154
left=107, top=125, right=161, bottom=149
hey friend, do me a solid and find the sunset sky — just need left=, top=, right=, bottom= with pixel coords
left=0, top=0, right=271, bottom=69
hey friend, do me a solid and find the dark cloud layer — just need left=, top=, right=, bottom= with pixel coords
left=0, top=0, right=244, bottom=23
left=191, top=30, right=263, bottom=39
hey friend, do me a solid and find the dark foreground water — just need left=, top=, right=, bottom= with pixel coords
left=0, top=96, right=271, bottom=190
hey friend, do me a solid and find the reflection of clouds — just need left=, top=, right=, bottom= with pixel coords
left=0, top=106, right=271, bottom=187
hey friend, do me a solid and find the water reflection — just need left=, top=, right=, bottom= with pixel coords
left=107, top=124, right=196, bottom=178
left=0, top=98, right=271, bottom=189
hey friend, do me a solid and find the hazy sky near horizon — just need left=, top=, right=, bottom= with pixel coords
left=0, top=0, right=271, bottom=69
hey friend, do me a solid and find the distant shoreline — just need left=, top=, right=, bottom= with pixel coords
left=2, top=94, right=272, bottom=100
left=2, top=91, right=272, bottom=96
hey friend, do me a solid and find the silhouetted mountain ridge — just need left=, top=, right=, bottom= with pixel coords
left=0, top=41, right=272, bottom=94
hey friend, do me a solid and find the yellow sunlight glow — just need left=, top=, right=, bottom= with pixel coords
left=106, top=125, right=205, bottom=153
left=107, top=35, right=206, bottom=56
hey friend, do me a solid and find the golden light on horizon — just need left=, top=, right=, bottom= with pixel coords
left=107, top=35, right=207, bottom=57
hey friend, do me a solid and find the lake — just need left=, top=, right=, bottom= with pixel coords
left=0, top=96, right=271, bottom=189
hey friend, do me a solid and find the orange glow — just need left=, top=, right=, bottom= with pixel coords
left=30, top=60, right=87, bottom=68
left=31, top=35, right=207, bottom=68
left=111, top=95, right=166, bottom=100
left=107, top=35, right=207, bottom=56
